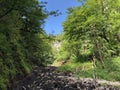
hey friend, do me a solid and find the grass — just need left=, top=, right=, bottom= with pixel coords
left=58, top=57, right=120, bottom=82
left=58, top=61, right=93, bottom=75
left=21, top=60, right=32, bottom=74
left=0, top=59, right=33, bottom=90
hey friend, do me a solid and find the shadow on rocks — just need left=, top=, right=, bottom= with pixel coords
left=11, top=66, right=119, bottom=90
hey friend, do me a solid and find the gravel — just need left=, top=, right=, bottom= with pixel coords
left=12, top=66, right=120, bottom=90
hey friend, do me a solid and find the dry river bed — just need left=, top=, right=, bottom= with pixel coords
left=11, top=66, right=120, bottom=90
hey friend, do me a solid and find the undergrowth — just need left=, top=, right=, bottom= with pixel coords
left=58, top=57, right=120, bottom=81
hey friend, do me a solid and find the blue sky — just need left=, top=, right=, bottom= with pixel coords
left=40, top=0, right=81, bottom=35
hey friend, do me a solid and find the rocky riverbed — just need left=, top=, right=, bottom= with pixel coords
left=12, top=66, right=120, bottom=90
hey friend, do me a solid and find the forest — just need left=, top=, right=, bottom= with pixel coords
left=0, top=0, right=120, bottom=90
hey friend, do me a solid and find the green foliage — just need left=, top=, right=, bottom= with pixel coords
left=54, top=34, right=93, bottom=63
left=56, top=0, right=120, bottom=83
left=77, top=57, right=120, bottom=81
left=58, top=57, right=120, bottom=81
left=58, top=61, right=92, bottom=72
left=63, top=0, right=120, bottom=64
left=0, top=0, right=53, bottom=89
left=56, top=39, right=71, bottom=61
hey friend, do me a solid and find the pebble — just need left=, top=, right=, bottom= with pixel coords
left=12, top=66, right=119, bottom=90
